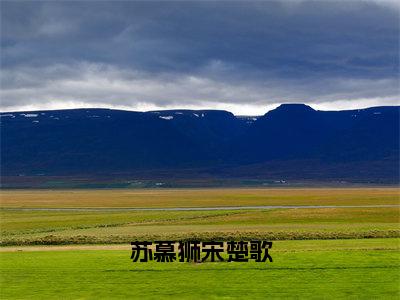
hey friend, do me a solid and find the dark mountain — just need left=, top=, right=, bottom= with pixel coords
left=230, top=104, right=330, bottom=162
left=1, top=104, right=399, bottom=184
left=230, top=104, right=399, bottom=164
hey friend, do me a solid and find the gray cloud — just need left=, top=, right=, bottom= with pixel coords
left=1, top=0, right=399, bottom=114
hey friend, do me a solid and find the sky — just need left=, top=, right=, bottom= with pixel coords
left=1, top=0, right=399, bottom=115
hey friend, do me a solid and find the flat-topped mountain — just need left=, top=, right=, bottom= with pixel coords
left=1, top=104, right=399, bottom=183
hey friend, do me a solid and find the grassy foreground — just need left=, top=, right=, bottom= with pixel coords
left=1, top=239, right=399, bottom=299
left=1, top=187, right=399, bottom=298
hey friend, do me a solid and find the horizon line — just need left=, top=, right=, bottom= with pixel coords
left=1, top=103, right=399, bottom=116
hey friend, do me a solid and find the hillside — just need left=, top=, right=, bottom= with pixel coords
left=1, top=104, right=399, bottom=185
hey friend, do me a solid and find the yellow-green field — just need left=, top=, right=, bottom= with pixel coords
left=1, top=187, right=400, bottom=299
left=1, top=188, right=399, bottom=245
left=1, top=207, right=399, bottom=245
left=2, top=187, right=399, bottom=208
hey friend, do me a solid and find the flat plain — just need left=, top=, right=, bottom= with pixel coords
left=2, top=187, right=399, bottom=208
left=1, top=239, right=399, bottom=299
left=1, top=187, right=399, bottom=245
left=1, top=187, right=399, bottom=299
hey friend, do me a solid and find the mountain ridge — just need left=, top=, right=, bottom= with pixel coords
left=1, top=104, right=399, bottom=184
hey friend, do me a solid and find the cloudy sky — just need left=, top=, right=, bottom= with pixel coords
left=1, top=0, right=399, bottom=115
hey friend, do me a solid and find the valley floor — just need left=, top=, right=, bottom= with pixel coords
left=1, top=187, right=399, bottom=298
left=0, top=239, right=399, bottom=299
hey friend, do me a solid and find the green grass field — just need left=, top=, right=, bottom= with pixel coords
left=1, top=207, right=399, bottom=245
left=1, top=239, right=399, bottom=299
left=1, top=188, right=399, bottom=299
left=1, top=188, right=399, bottom=245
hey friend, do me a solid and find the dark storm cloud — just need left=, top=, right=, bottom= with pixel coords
left=1, top=1, right=399, bottom=114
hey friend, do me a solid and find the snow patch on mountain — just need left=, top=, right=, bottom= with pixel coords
left=20, top=113, right=38, bottom=117
left=159, top=116, right=174, bottom=120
